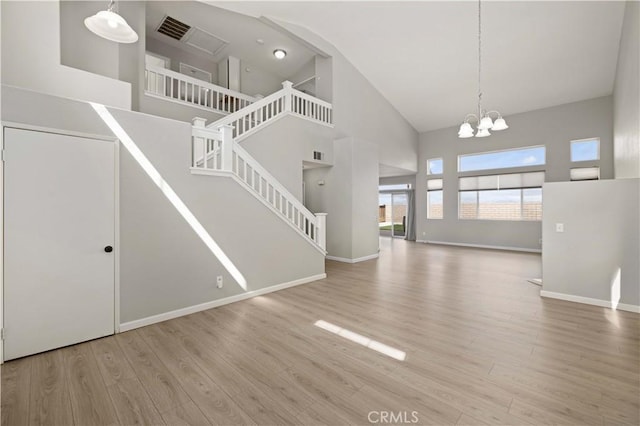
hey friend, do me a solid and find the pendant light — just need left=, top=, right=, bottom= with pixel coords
left=458, top=0, right=508, bottom=138
left=85, top=0, right=138, bottom=44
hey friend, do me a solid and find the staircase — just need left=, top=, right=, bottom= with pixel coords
left=206, top=81, right=333, bottom=140
left=189, top=81, right=334, bottom=253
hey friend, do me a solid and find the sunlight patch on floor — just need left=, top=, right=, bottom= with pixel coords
left=314, top=319, right=406, bottom=361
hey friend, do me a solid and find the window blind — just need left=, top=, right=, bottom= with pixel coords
left=427, top=179, right=443, bottom=191
left=459, top=171, right=545, bottom=191
left=570, top=167, right=599, bottom=181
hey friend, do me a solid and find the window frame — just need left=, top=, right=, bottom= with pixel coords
left=570, top=138, right=600, bottom=163
left=457, top=145, right=546, bottom=173
left=426, top=178, right=443, bottom=220
left=427, top=157, right=443, bottom=176
left=379, top=183, right=412, bottom=191
left=457, top=171, right=544, bottom=222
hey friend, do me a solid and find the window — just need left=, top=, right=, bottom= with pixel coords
left=427, top=158, right=443, bottom=175
left=458, top=171, right=544, bottom=221
left=427, top=179, right=443, bottom=219
left=458, top=146, right=545, bottom=172
left=571, top=138, right=599, bottom=162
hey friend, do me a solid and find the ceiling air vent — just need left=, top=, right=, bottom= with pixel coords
left=184, top=27, right=228, bottom=57
left=157, top=16, right=191, bottom=41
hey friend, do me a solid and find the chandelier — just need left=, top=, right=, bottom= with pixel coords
left=458, top=0, right=508, bottom=138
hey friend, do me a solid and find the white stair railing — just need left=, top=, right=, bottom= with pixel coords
left=145, top=65, right=256, bottom=115
left=206, top=81, right=333, bottom=141
left=191, top=119, right=327, bottom=252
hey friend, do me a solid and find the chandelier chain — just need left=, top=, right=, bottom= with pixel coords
left=458, top=0, right=508, bottom=137
left=478, top=0, right=482, bottom=117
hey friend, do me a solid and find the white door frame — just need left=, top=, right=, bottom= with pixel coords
left=0, top=123, right=120, bottom=363
left=379, top=189, right=409, bottom=238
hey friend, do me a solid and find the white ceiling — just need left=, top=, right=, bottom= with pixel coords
left=210, top=1, right=626, bottom=133
left=145, top=2, right=315, bottom=78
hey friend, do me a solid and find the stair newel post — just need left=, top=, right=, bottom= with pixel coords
left=315, top=212, right=327, bottom=251
left=192, top=117, right=207, bottom=169
left=218, top=124, right=234, bottom=173
left=282, top=80, right=293, bottom=113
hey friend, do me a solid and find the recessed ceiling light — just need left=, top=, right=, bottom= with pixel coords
left=273, top=49, right=287, bottom=60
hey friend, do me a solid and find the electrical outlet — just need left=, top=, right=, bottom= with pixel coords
left=216, top=276, right=223, bottom=288
left=555, top=223, right=564, bottom=233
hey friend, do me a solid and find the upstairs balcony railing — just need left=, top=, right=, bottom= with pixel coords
left=144, top=65, right=257, bottom=115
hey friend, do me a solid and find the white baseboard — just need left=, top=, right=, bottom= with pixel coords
left=540, top=290, right=640, bottom=313
left=326, top=253, right=379, bottom=263
left=419, top=240, right=541, bottom=253
left=119, top=273, right=326, bottom=332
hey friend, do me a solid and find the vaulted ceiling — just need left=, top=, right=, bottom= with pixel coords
left=210, top=1, right=626, bottom=133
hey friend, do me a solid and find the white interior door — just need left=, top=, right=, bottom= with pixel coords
left=3, top=128, right=115, bottom=360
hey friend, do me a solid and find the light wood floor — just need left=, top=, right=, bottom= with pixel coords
left=2, top=239, right=639, bottom=425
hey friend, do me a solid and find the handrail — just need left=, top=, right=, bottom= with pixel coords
left=290, top=88, right=332, bottom=109
left=206, top=89, right=286, bottom=131
left=290, top=88, right=333, bottom=126
left=234, top=142, right=315, bottom=233
left=206, top=81, right=333, bottom=140
left=145, top=65, right=257, bottom=114
left=191, top=122, right=326, bottom=251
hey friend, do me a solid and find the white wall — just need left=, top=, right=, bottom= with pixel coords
left=261, top=18, right=418, bottom=174
left=139, top=95, right=227, bottom=124
left=239, top=114, right=335, bottom=201
left=613, top=1, right=640, bottom=179
left=350, top=138, right=380, bottom=259
left=331, top=54, right=418, bottom=174
left=146, top=37, right=219, bottom=84
left=60, top=1, right=120, bottom=80
left=1, top=0, right=130, bottom=109
left=416, top=96, right=614, bottom=251
left=111, top=108, right=325, bottom=322
left=542, top=179, right=639, bottom=311
left=240, top=59, right=283, bottom=97
left=1, top=86, right=325, bottom=325
left=379, top=175, right=416, bottom=189
left=304, top=137, right=379, bottom=261
left=288, top=57, right=316, bottom=96
left=314, top=56, right=332, bottom=103
left=118, top=1, right=146, bottom=112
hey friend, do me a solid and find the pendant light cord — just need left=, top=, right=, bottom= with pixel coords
left=459, top=0, right=508, bottom=137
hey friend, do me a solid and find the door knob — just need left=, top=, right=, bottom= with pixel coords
left=104, top=246, right=113, bottom=253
